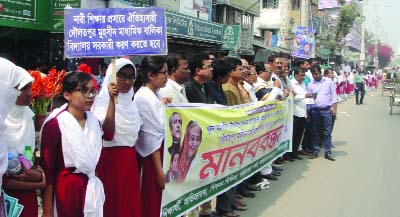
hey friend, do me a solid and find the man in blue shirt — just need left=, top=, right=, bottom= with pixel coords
left=307, top=65, right=337, bottom=161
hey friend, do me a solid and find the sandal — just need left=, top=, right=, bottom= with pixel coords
left=233, top=204, right=247, bottom=211
left=256, top=181, right=270, bottom=190
left=234, top=197, right=247, bottom=207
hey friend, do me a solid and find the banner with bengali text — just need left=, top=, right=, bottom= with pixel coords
left=161, top=98, right=293, bottom=217
left=64, top=7, right=167, bottom=57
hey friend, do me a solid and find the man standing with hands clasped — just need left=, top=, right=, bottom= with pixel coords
left=307, top=65, right=337, bottom=161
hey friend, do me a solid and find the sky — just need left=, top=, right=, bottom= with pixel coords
left=365, top=0, right=400, bottom=55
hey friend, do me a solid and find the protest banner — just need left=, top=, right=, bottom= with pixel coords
left=161, top=98, right=293, bottom=217
left=291, top=26, right=314, bottom=59
left=64, top=7, right=167, bottom=58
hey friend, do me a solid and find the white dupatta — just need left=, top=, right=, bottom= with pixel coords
left=4, top=67, right=35, bottom=155
left=0, top=58, right=25, bottom=190
left=91, top=58, right=142, bottom=147
left=134, top=87, right=165, bottom=157
left=41, top=104, right=104, bottom=217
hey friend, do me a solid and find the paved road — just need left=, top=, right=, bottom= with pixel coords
left=240, top=89, right=400, bottom=217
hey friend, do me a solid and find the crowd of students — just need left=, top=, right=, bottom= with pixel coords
left=0, top=53, right=344, bottom=217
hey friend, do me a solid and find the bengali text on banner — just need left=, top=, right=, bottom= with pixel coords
left=161, top=97, right=293, bottom=217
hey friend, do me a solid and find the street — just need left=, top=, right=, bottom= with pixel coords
left=240, top=89, right=400, bottom=217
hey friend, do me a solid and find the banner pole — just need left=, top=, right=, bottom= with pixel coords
left=112, top=57, right=118, bottom=104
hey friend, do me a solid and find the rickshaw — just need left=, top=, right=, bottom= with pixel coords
left=382, top=69, right=397, bottom=96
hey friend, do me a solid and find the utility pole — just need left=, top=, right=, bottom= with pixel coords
left=359, top=0, right=366, bottom=67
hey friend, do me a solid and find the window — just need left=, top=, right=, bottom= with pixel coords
left=291, top=0, right=300, bottom=10
left=262, top=0, right=279, bottom=9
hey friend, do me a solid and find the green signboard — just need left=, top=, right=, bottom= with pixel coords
left=0, top=0, right=36, bottom=21
left=50, top=0, right=81, bottom=32
left=222, top=25, right=240, bottom=51
left=166, top=11, right=223, bottom=44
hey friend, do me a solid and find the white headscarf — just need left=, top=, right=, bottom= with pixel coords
left=0, top=58, right=25, bottom=190
left=92, top=58, right=142, bottom=147
left=41, top=104, right=104, bottom=217
left=0, top=58, right=23, bottom=126
left=4, top=67, right=35, bottom=155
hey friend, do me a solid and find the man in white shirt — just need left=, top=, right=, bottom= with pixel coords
left=253, top=61, right=282, bottom=180
left=290, top=67, right=313, bottom=160
left=243, top=65, right=258, bottom=102
left=159, top=53, right=190, bottom=103
left=254, top=62, right=281, bottom=101
left=269, top=54, right=289, bottom=98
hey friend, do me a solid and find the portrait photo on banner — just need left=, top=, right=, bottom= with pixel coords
left=166, top=112, right=203, bottom=183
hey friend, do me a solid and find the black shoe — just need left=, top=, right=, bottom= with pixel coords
left=272, top=166, right=283, bottom=172
left=200, top=213, right=216, bottom=217
left=262, top=174, right=278, bottom=181
left=309, top=152, right=318, bottom=159
left=356, top=102, right=360, bottom=105
left=283, top=155, right=295, bottom=162
left=303, top=147, right=313, bottom=154
left=298, top=150, right=308, bottom=156
left=273, top=159, right=284, bottom=165
left=271, top=170, right=281, bottom=176
left=325, top=154, right=335, bottom=161
left=292, top=153, right=303, bottom=160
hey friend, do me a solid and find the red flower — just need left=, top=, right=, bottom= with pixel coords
left=28, top=68, right=66, bottom=115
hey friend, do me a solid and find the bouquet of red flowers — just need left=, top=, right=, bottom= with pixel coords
left=29, top=68, right=66, bottom=115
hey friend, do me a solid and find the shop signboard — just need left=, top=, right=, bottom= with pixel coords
left=222, top=25, right=239, bottom=50
left=0, top=0, right=36, bottom=21
left=64, top=7, right=167, bottom=57
left=166, top=11, right=223, bottom=44
left=50, top=0, right=81, bottom=32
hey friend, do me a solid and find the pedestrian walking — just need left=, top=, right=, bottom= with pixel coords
left=354, top=69, right=366, bottom=105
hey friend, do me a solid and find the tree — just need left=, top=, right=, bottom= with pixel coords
left=368, top=43, right=393, bottom=68
left=321, top=1, right=360, bottom=54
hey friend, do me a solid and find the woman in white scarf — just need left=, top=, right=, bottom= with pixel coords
left=0, top=58, right=26, bottom=192
left=3, top=66, right=45, bottom=217
left=40, top=71, right=117, bottom=217
left=133, top=56, right=168, bottom=217
left=92, top=58, right=142, bottom=217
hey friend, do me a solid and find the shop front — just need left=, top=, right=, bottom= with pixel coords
left=166, top=11, right=223, bottom=57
